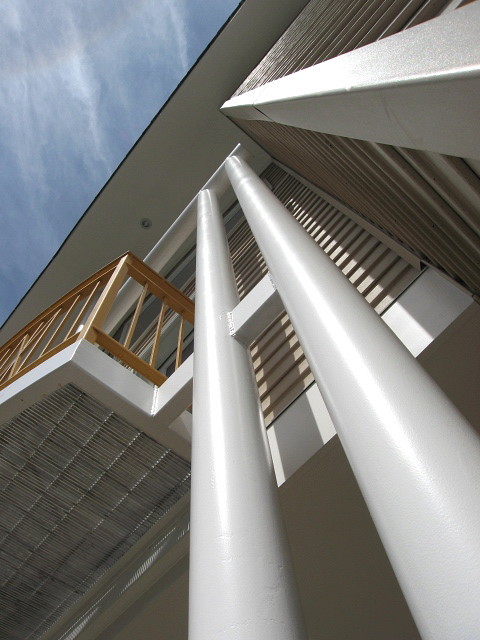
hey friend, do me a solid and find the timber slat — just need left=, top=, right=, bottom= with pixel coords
left=93, top=329, right=168, bottom=387
left=0, top=251, right=193, bottom=391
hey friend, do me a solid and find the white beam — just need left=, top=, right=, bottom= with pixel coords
left=229, top=273, right=284, bottom=346
left=222, top=2, right=480, bottom=159
left=152, top=354, right=193, bottom=425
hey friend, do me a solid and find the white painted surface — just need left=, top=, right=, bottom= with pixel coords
left=1, top=0, right=311, bottom=343
left=227, top=154, right=480, bottom=640
left=104, top=146, right=252, bottom=334
left=268, top=268, right=474, bottom=483
left=382, top=269, right=472, bottom=356
left=230, top=272, right=283, bottom=346
left=0, top=340, right=192, bottom=460
left=222, top=4, right=480, bottom=160
left=189, top=189, right=306, bottom=639
left=268, top=383, right=336, bottom=485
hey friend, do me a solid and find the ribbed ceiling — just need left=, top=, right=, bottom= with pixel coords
left=0, top=384, right=190, bottom=639
left=231, top=0, right=480, bottom=297
left=233, top=0, right=448, bottom=96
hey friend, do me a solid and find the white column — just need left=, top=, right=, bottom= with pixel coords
left=103, top=144, right=252, bottom=335
left=226, top=155, right=480, bottom=640
left=222, top=2, right=480, bottom=160
left=188, top=189, right=306, bottom=640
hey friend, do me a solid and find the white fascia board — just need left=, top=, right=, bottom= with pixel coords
left=152, top=354, right=193, bottom=425
left=0, top=340, right=192, bottom=460
left=222, top=2, right=480, bottom=159
left=70, top=342, right=192, bottom=458
left=220, top=86, right=273, bottom=121
left=0, top=341, right=82, bottom=420
left=382, top=268, right=473, bottom=357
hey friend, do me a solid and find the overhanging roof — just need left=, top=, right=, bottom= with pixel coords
left=0, top=0, right=309, bottom=344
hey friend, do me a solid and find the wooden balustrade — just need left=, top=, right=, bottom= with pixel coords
left=0, top=252, right=194, bottom=391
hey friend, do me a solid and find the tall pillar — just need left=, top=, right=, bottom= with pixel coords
left=188, top=189, right=306, bottom=640
left=226, top=155, right=480, bottom=640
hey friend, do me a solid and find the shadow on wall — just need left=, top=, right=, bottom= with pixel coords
left=281, top=437, right=422, bottom=640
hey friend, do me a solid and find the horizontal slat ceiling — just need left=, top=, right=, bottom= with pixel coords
left=233, top=0, right=450, bottom=96
left=230, top=0, right=480, bottom=297
left=231, top=164, right=419, bottom=424
left=55, top=507, right=191, bottom=640
left=234, top=124, right=480, bottom=295
left=0, top=384, right=190, bottom=640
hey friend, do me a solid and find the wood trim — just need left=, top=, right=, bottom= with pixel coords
left=0, top=256, right=124, bottom=356
left=7, top=334, right=29, bottom=379
left=19, top=309, right=62, bottom=371
left=126, top=259, right=195, bottom=325
left=0, top=347, right=12, bottom=369
left=0, top=335, right=79, bottom=392
left=38, top=294, right=81, bottom=357
left=149, top=302, right=167, bottom=368
left=128, top=254, right=194, bottom=307
left=175, top=317, right=185, bottom=370
left=79, top=255, right=131, bottom=338
left=2, top=322, right=46, bottom=379
left=65, top=281, right=102, bottom=340
left=0, top=345, right=19, bottom=381
left=92, top=328, right=168, bottom=387
left=123, top=284, right=148, bottom=350
left=0, top=251, right=193, bottom=392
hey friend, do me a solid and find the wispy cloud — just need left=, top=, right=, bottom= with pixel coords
left=166, top=3, right=190, bottom=74
left=0, top=0, right=240, bottom=326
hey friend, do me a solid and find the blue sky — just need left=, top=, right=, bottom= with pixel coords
left=0, top=0, right=240, bottom=326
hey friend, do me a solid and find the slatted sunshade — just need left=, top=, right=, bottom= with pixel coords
left=230, top=0, right=480, bottom=297
left=0, top=384, right=190, bottom=640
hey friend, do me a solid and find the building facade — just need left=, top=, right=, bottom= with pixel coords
left=0, top=0, right=479, bottom=638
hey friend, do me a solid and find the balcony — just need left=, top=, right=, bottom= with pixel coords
left=0, top=252, right=194, bottom=392
left=0, top=254, right=195, bottom=639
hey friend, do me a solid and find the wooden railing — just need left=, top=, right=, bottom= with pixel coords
left=0, top=253, right=194, bottom=391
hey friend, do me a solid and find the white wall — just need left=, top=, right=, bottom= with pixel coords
left=382, top=268, right=472, bottom=356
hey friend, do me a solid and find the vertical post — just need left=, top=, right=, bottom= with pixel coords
left=189, top=189, right=306, bottom=640
left=123, top=283, right=148, bottom=349
left=149, top=301, right=166, bottom=368
left=79, top=254, right=130, bottom=342
left=175, top=317, right=185, bottom=370
left=225, top=155, right=480, bottom=640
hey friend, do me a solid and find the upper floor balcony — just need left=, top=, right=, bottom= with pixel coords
left=0, top=252, right=194, bottom=394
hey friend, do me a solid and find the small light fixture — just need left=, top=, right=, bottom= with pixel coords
left=140, top=218, right=152, bottom=229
